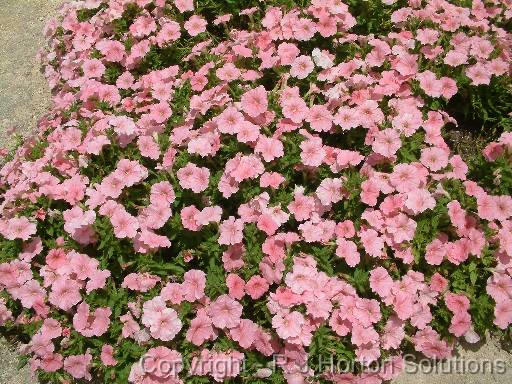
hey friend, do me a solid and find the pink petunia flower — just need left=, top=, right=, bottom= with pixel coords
left=3, top=217, right=37, bottom=241
left=100, top=345, right=117, bottom=366
left=208, top=294, right=243, bottom=329
left=290, top=55, right=314, bottom=79
left=142, top=296, right=182, bottom=341
left=272, top=310, right=305, bottom=339
left=245, top=275, right=269, bottom=299
left=63, top=353, right=92, bottom=380
left=184, top=15, right=207, bottom=36
left=73, top=302, right=111, bottom=337
left=218, top=216, right=244, bottom=245
left=177, top=163, right=210, bottom=193
left=186, top=311, right=216, bottom=346
left=241, top=86, right=268, bottom=117
left=226, top=273, right=246, bottom=300
left=372, top=129, right=401, bottom=158
left=369, top=267, right=394, bottom=298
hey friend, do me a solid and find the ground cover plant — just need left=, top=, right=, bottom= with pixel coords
left=0, top=0, right=511, bottom=383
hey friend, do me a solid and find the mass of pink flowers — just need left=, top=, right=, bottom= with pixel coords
left=0, top=0, right=511, bottom=383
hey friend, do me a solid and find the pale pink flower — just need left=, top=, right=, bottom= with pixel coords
left=195, top=206, right=222, bottom=226
left=17, top=279, right=45, bottom=308
left=316, top=177, right=344, bottom=205
left=245, top=275, right=269, bottom=299
left=142, top=296, right=182, bottom=341
left=129, top=16, right=157, bottom=38
left=405, top=189, right=436, bottom=214
left=278, top=42, right=300, bottom=65
left=260, top=172, right=285, bottom=189
left=389, top=163, right=422, bottom=193
left=149, top=102, right=172, bottom=123
left=334, top=107, right=359, bottom=130
left=466, top=64, right=491, bottom=86
left=100, top=345, right=117, bottom=366
left=115, top=159, right=148, bottom=187
left=241, top=86, right=268, bottom=117
left=272, top=311, right=305, bottom=339
left=3, top=217, right=37, bottom=241
left=420, top=147, right=449, bottom=172
left=445, top=293, right=470, bottom=314
left=257, top=214, right=279, bottom=236
left=216, top=63, right=241, bottom=81
left=186, top=311, right=216, bottom=345
left=290, top=55, right=314, bottom=79
left=288, top=193, right=316, bottom=221
left=370, top=267, right=394, bottom=299
left=49, top=278, right=82, bottom=311
left=236, top=121, right=260, bottom=143
left=392, top=112, right=422, bottom=136
left=184, top=15, right=207, bottom=36
left=160, top=282, right=184, bottom=305
left=381, top=316, right=405, bottom=350
left=73, top=302, right=111, bottom=337
left=142, top=346, right=183, bottom=379
left=216, top=107, right=245, bottom=134
left=417, top=70, right=442, bottom=98
left=218, top=217, right=244, bottom=245
left=282, top=97, right=309, bottom=124
left=111, top=209, right=138, bottom=239
left=82, top=59, right=105, bottom=79
left=150, top=181, right=175, bottom=205
left=306, top=104, right=333, bottom=132
left=494, top=301, right=512, bottom=329
left=336, top=238, right=360, bottom=267
left=439, top=77, right=458, bottom=99
left=181, top=205, right=201, bottom=231
left=137, top=136, right=161, bottom=159
left=393, top=53, right=418, bottom=76
left=425, top=238, right=447, bottom=266
left=39, top=353, right=63, bottom=373
left=156, top=21, right=181, bottom=46
left=430, top=272, right=449, bottom=292
left=222, top=244, right=245, bottom=271
left=0, top=300, right=12, bottom=325
left=386, top=213, right=417, bottom=243
left=449, top=313, right=471, bottom=337
left=444, top=50, right=468, bottom=66
left=182, top=269, right=206, bottom=301
left=122, top=273, right=160, bottom=292
left=359, top=98, right=386, bottom=128
left=360, top=228, right=385, bottom=258
left=177, top=163, right=210, bottom=193
left=230, top=319, right=258, bottom=348
left=175, top=0, right=194, bottom=13
left=335, top=220, right=356, bottom=238
left=40, top=318, right=62, bottom=340
left=372, top=129, right=401, bottom=158
left=208, top=294, right=243, bottom=329
left=255, top=136, right=284, bottom=162
left=300, top=137, right=326, bottom=167
left=226, top=273, right=245, bottom=300
left=63, top=353, right=92, bottom=380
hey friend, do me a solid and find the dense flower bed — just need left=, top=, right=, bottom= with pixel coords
left=1, top=0, right=511, bottom=383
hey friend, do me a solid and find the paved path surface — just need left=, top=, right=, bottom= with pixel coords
left=0, top=3, right=62, bottom=382
left=394, top=337, right=512, bottom=384
left=0, top=0, right=62, bottom=148
left=0, top=1, right=511, bottom=384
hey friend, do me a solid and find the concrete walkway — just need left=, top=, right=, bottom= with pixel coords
left=0, top=0, right=62, bottom=148
left=0, top=3, right=62, bottom=382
